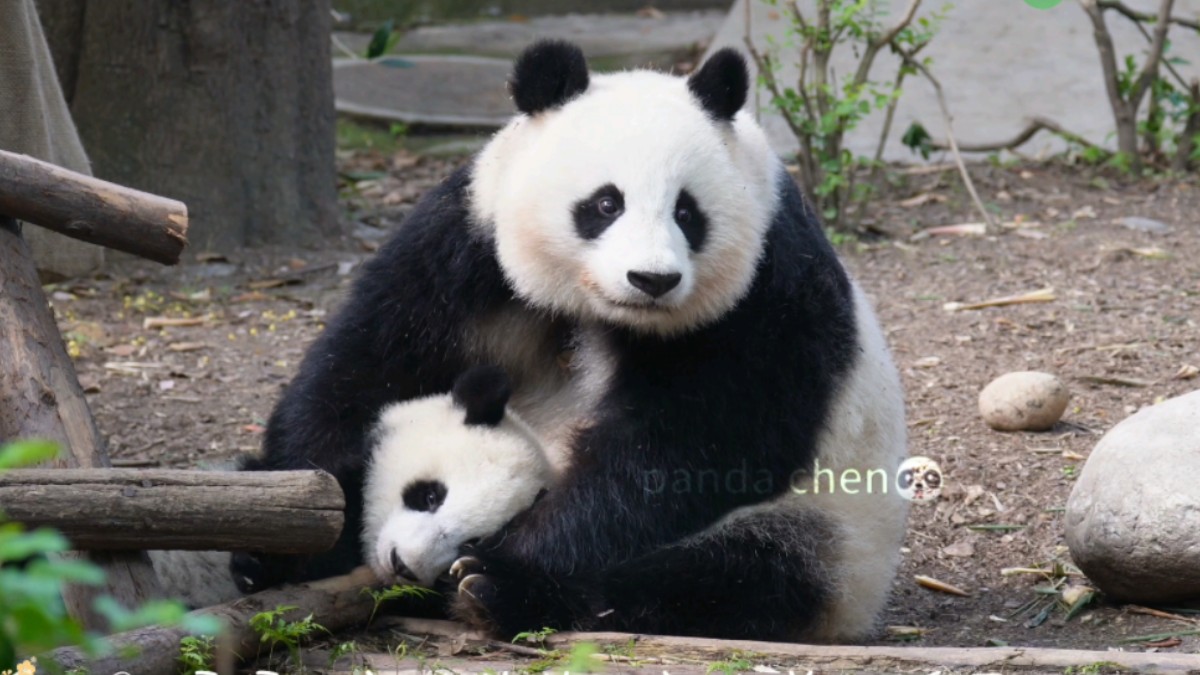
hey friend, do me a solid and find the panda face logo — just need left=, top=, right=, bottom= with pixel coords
left=896, top=457, right=943, bottom=503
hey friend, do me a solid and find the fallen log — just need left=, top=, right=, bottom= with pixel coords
left=384, top=618, right=1200, bottom=674
left=48, top=566, right=380, bottom=675
left=0, top=469, right=343, bottom=553
left=0, top=150, right=188, bottom=265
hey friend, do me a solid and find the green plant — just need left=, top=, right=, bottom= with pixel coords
left=512, top=626, right=557, bottom=646
left=562, top=642, right=601, bottom=673
left=363, top=583, right=438, bottom=623
left=747, top=0, right=949, bottom=228
left=178, top=635, right=215, bottom=675
left=250, top=605, right=328, bottom=669
left=0, top=441, right=218, bottom=669
left=706, top=650, right=757, bottom=674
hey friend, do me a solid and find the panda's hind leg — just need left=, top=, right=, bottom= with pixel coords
left=593, top=508, right=836, bottom=640
left=453, top=509, right=837, bottom=641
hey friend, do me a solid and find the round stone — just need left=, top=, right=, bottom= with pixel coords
left=978, top=371, right=1069, bottom=431
left=1065, top=390, right=1200, bottom=603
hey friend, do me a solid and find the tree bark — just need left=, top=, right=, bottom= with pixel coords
left=1, top=469, right=343, bottom=553
left=0, top=216, right=162, bottom=627
left=47, top=566, right=380, bottom=675
left=58, top=0, right=338, bottom=252
left=0, top=150, right=189, bottom=265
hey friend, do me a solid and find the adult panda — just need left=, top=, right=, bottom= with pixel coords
left=234, top=40, right=908, bottom=642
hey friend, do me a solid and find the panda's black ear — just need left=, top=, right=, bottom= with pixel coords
left=687, top=48, right=749, bottom=122
left=510, top=40, right=589, bottom=115
left=452, top=365, right=512, bottom=427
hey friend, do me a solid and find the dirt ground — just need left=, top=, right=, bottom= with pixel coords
left=51, top=145, right=1200, bottom=663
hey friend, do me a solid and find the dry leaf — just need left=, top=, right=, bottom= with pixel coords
left=915, top=574, right=971, bottom=597
left=1172, top=364, right=1199, bottom=380
left=898, top=192, right=947, bottom=208
left=105, top=344, right=137, bottom=357
left=942, top=541, right=975, bottom=557
left=944, top=287, right=1055, bottom=312
left=912, top=223, right=986, bottom=240
left=143, top=317, right=205, bottom=330
left=913, top=356, right=942, bottom=368
left=168, top=342, right=209, bottom=353
left=1014, top=229, right=1048, bottom=239
left=1076, top=375, right=1152, bottom=388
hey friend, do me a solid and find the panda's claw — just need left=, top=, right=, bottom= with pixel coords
left=458, top=573, right=497, bottom=606
left=450, top=555, right=482, bottom=580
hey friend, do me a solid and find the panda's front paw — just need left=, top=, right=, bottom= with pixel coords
left=229, top=551, right=295, bottom=594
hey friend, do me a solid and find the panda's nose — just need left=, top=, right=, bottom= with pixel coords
left=390, top=548, right=415, bottom=580
left=627, top=271, right=681, bottom=298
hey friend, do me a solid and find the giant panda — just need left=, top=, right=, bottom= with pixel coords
left=363, top=365, right=553, bottom=587
left=233, top=40, right=908, bottom=642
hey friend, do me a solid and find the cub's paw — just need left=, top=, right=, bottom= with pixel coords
left=449, top=555, right=484, bottom=580
left=229, top=551, right=294, bottom=594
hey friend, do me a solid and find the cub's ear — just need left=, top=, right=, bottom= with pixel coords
left=510, top=40, right=589, bottom=115
left=687, top=48, right=749, bottom=122
left=452, top=365, right=513, bottom=427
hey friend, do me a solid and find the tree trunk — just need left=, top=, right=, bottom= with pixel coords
left=0, top=216, right=162, bottom=628
left=52, top=0, right=339, bottom=252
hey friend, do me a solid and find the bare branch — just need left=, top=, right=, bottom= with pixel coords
left=851, top=0, right=923, bottom=88
left=929, top=116, right=1103, bottom=154
left=1078, top=0, right=1139, bottom=158
left=1128, top=0, right=1176, bottom=110
left=1098, top=0, right=1199, bottom=32
left=895, top=49, right=994, bottom=230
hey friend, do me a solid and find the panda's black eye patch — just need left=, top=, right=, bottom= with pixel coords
left=674, top=190, right=708, bottom=252
left=573, top=184, right=624, bottom=240
left=402, top=480, right=447, bottom=513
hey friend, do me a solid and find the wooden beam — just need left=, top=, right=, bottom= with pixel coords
left=0, top=215, right=163, bottom=626
left=383, top=618, right=1200, bottom=674
left=1, top=469, right=344, bottom=553
left=47, top=566, right=380, bottom=675
left=0, top=150, right=188, bottom=265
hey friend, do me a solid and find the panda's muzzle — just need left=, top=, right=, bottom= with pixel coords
left=390, top=548, right=416, bottom=581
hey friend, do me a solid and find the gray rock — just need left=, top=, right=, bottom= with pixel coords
left=1065, top=389, right=1200, bottom=604
left=1119, top=216, right=1172, bottom=234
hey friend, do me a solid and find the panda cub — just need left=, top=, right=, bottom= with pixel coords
left=363, top=366, right=552, bottom=587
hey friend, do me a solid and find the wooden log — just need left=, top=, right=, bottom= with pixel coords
left=0, top=150, right=188, bottom=265
left=0, top=215, right=164, bottom=625
left=0, top=469, right=344, bottom=553
left=383, top=618, right=1200, bottom=674
left=47, top=566, right=380, bottom=675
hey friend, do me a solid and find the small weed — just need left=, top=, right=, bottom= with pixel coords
left=706, top=650, right=758, bottom=674
left=178, top=635, right=215, bottom=675
left=249, top=605, right=329, bottom=669
left=512, top=627, right=558, bottom=647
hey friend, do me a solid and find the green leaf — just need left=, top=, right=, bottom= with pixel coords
left=366, top=19, right=396, bottom=59
left=0, top=440, right=59, bottom=470
left=901, top=121, right=934, bottom=160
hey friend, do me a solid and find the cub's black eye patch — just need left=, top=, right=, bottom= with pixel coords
left=674, top=190, right=708, bottom=252
left=402, top=480, right=447, bottom=513
left=573, top=184, right=624, bottom=240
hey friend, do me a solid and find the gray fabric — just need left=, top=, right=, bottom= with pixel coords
left=0, top=0, right=102, bottom=279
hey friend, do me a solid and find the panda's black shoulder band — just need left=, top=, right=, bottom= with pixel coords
left=452, top=365, right=513, bottom=427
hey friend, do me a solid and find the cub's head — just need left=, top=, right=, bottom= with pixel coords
left=362, top=366, right=552, bottom=587
left=471, top=41, right=779, bottom=335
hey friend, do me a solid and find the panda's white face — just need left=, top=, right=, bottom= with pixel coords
left=471, top=66, right=779, bottom=336
left=362, top=393, right=552, bottom=587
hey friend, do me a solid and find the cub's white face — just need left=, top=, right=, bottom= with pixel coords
left=362, top=395, right=552, bottom=587
left=471, top=68, right=780, bottom=335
